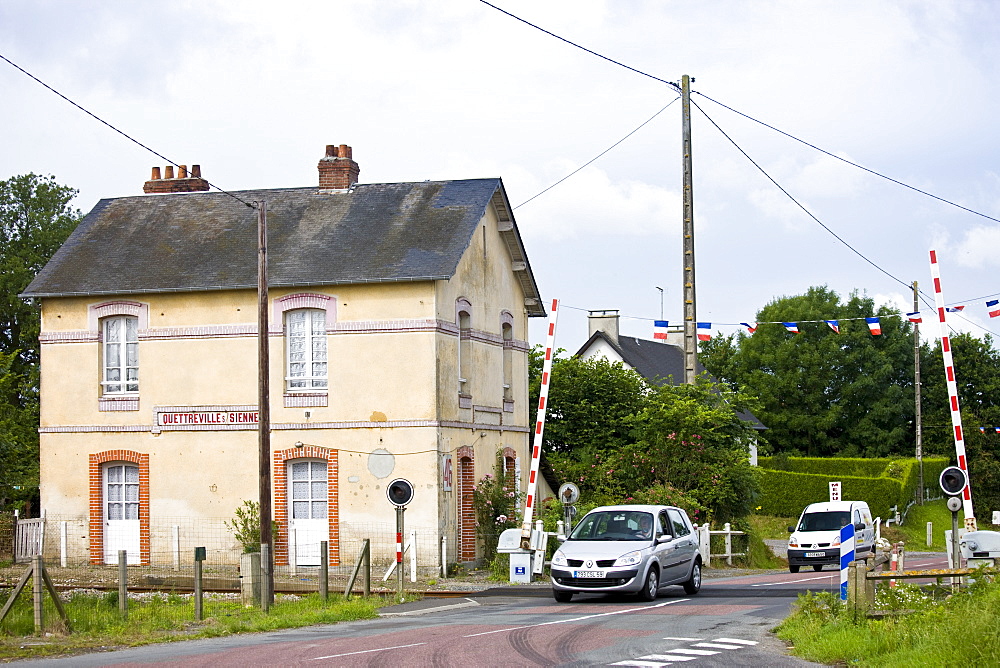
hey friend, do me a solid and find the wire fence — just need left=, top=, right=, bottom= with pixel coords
left=3, top=514, right=455, bottom=589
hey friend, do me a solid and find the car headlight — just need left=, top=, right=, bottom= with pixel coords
left=832, top=536, right=841, bottom=546
left=613, top=550, right=642, bottom=567
left=788, top=535, right=799, bottom=548
left=551, top=549, right=567, bottom=567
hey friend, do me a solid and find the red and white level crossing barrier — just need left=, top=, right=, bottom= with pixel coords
left=929, top=250, right=977, bottom=531
left=521, top=298, right=559, bottom=547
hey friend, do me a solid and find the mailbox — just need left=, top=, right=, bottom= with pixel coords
left=497, top=527, right=533, bottom=584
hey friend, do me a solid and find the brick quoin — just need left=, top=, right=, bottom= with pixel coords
left=457, top=445, right=476, bottom=562
left=273, top=446, right=339, bottom=566
left=89, top=450, right=150, bottom=565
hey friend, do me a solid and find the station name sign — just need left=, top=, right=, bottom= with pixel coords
left=155, top=408, right=259, bottom=429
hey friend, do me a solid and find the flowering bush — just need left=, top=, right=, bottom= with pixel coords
left=472, top=457, right=523, bottom=562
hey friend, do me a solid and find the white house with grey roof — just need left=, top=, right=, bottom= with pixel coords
left=23, top=144, right=547, bottom=568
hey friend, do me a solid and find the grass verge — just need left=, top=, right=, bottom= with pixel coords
left=776, top=566, right=1000, bottom=666
left=0, top=590, right=384, bottom=661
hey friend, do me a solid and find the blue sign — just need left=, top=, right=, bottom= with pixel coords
left=515, top=566, right=526, bottom=575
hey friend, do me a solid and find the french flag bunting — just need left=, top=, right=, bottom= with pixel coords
left=996, top=427, right=1000, bottom=433
left=653, top=320, right=669, bottom=341
left=907, top=311, right=922, bottom=324
left=697, top=322, right=712, bottom=341
left=825, top=320, right=840, bottom=333
left=946, top=305, right=965, bottom=312
left=783, top=322, right=799, bottom=334
left=740, top=322, right=758, bottom=334
left=981, top=427, right=987, bottom=433
left=988, top=300, right=1000, bottom=318
left=866, top=317, right=882, bottom=335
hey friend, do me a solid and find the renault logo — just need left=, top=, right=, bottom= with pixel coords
left=585, top=560, right=593, bottom=568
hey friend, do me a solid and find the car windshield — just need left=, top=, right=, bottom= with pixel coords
left=798, top=511, right=852, bottom=532
left=568, top=510, right=654, bottom=541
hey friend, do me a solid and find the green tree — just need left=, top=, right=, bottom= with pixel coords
left=607, top=379, right=762, bottom=523
left=920, top=332, right=1000, bottom=515
left=529, top=346, right=761, bottom=522
left=0, top=174, right=81, bottom=512
left=701, top=286, right=915, bottom=458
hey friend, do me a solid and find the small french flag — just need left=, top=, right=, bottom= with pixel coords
left=988, top=300, right=1000, bottom=318
left=907, top=312, right=922, bottom=324
left=995, top=427, right=1000, bottom=434
left=825, top=320, right=840, bottom=333
left=783, top=322, right=799, bottom=334
left=654, top=320, right=669, bottom=341
left=740, top=322, right=757, bottom=334
left=697, top=322, right=712, bottom=341
left=866, top=317, right=882, bottom=335
left=946, top=305, right=965, bottom=313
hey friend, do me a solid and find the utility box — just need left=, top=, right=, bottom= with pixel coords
left=497, top=528, right=533, bottom=584
left=960, top=530, right=1000, bottom=567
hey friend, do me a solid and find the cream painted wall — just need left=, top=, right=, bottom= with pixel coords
left=37, top=203, right=538, bottom=566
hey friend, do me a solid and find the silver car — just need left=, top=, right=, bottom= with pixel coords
left=550, top=504, right=702, bottom=602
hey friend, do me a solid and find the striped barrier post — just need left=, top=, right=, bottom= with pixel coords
left=929, top=250, right=977, bottom=531
left=520, top=298, right=559, bottom=549
left=840, top=523, right=855, bottom=601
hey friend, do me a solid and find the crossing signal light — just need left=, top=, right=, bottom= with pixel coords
left=387, top=478, right=414, bottom=507
left=939, top=466, right=967, bottom=496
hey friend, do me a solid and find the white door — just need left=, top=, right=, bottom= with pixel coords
left=288, top=460, right=328, bottom=566
left=104, top=464, right=140, bottom=565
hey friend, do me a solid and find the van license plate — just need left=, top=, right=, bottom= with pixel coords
left=573, top=570, right=605, bottom=578
left=805, top=552, right=824, bottom=558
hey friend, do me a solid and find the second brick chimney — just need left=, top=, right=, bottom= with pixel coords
left=318, top=144, right=360, bottom=191
left=143, top=164, right=210, bottom=194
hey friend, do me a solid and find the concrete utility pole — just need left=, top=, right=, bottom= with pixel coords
left=913, top=281, right=924, bottom=505
left=681, top=74, right=697, bottom=384
left=257, top=200, right=274, bottom=607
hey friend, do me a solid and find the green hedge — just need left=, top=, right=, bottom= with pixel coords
left=757, top=457, right=950, bottom=519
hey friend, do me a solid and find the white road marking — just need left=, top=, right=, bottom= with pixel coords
left=644, top=654, right=697, bottom=661
left=694, top=642, right=746, bottom=650
left=609, top=661, right=671, bottom=667
left=311, top=642, right=426, bottom=660
left=752, top=574, right=834, bottom=586
left=713, top=637, right=758, bottom=645
left=462, top=598, right=689, bottom=638
left=662, top=637, right=701, bottom=641
left=664, top=648, right=719, bottom=656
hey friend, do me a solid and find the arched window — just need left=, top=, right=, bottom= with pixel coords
left=102, top=316, right=138, bottom=394
left=285, top=309, right=327, bottom=390
left=456, top=298, right=473, bottom=394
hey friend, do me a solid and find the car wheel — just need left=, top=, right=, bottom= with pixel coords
left=789, top=564, right=800, bottom=573
left=683, top=560, right=702, bottom=595
left=638, top=567, right=659, bottom=601
left=553, top=590, right=573, bottom=603
left=813, top=565, right=823, bottom=572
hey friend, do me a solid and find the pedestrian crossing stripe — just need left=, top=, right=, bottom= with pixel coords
left=611, top=638, right=759, bottom=665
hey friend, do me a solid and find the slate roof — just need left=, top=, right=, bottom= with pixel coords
left=577, top=331, right=766, bottom=429
left=23, top=179, right=545, bottom=315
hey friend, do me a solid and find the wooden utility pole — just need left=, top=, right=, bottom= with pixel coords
left=257, top=200, right=274, bottom=606
left=913, top=281, right=924, bottom=504
left=681, top=74, right=697, bottom=384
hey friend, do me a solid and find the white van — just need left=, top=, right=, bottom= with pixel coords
left=786, top=500, right=875, bottom=573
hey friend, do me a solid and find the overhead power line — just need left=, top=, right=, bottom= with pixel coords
left=513, top=97, right=680, bottom=209
left=477, top=0, right=680, bottom=91
left=693, top=91, right=1000, bottom=226
left=0, top=52, right=256, bottom=210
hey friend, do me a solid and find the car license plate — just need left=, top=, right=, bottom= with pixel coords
left=573, top=570, right=605, bottom=578
left=805, top=551, right=825, bottom=558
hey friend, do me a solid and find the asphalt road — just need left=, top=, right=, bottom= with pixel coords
left=13, top=554, right=950, bottom=667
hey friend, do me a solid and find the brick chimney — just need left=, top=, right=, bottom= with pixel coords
left=318, top=144, right=360, bottom=191
left=143, top=164, right=209, bottom=194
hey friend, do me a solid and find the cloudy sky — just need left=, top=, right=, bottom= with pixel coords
left=2, top=0, right=999, bottom=349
